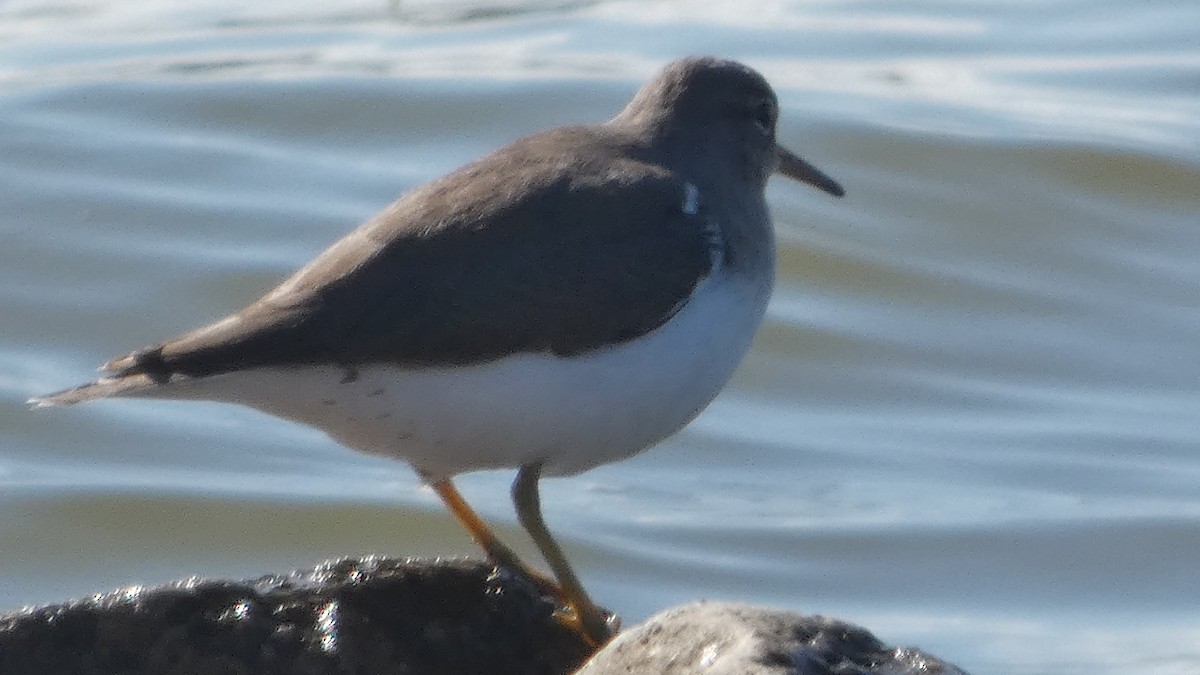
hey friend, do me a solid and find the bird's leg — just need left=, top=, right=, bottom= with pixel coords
left=513, top=462, right=618, bottom=646
left=426, top=476, right=560, bottom=595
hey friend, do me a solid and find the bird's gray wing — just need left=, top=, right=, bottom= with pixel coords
left=101, top=128, right=720, bottom=383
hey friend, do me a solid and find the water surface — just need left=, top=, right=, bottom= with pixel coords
left=3, top=1, right=1199, bottom=673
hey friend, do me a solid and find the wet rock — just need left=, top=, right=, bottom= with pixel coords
left=0, top=557, right=592, bottom=675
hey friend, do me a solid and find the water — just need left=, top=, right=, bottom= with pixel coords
left=4, top=1, right=1199, bottom=673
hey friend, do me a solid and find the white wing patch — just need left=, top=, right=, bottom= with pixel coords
left=653, top=180, right=723, bottom=326
left=682, top=182, right=700, bottom=215
left=682, top=181, right=723, bottom=270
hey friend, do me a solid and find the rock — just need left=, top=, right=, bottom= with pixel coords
left=0, top=557, right=593, bottom=675
left=575, top=601, right=969, bottom=675
left=0, top=558, right=968, bottom=674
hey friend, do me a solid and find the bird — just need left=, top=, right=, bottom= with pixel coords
left=31, top=56, right=844, bottom=647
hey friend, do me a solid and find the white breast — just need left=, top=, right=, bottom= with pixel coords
left=142, top=272, right=771, bottom=479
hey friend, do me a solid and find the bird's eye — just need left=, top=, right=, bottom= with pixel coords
left=752, top=101, right=774, bottom=135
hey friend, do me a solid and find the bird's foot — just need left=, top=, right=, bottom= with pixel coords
left=489, top=563, right=618, bottom=647
left=552, top=602, right=620, bottom=648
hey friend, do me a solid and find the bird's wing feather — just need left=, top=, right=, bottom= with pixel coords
left=98, top=128, right=719, bottom=382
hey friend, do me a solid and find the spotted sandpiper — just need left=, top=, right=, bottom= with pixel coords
left=32, top=56, right=843, bottom=647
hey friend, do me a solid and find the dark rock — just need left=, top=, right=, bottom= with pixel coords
left=575, top=601, right=969, bottom=675
left=0, top=557, right=593, bottom=675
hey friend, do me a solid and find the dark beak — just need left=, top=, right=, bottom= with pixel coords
left=775, top=145, right=845, bottom=197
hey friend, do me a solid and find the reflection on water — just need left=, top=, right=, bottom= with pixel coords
left=2, top=1, right=1198, bottom=673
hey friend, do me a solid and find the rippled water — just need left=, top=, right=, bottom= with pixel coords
left=3, top=1, right=1199, bottom=673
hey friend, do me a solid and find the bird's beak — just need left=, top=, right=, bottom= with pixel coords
left=775, top=145, right=845, bottom=197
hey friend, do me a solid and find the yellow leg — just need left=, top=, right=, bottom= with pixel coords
left=513, top=463, right=617, bottom=646
left=427, top=476, right=557, bottom=591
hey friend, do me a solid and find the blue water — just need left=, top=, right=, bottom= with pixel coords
left=3, top=1, right=1199, bottom=673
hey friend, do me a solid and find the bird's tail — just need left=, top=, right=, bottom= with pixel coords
left=29, top=372, right=159, bottom=408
